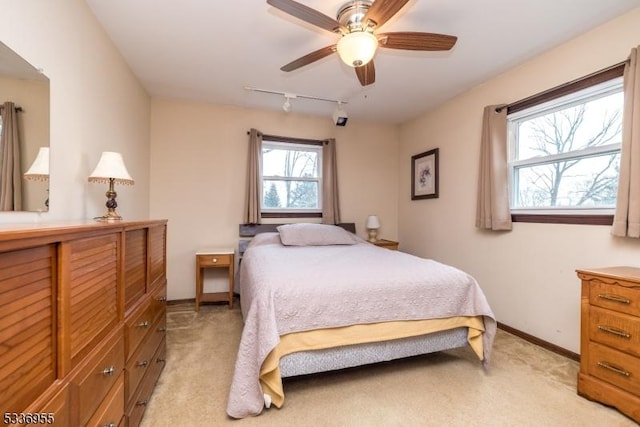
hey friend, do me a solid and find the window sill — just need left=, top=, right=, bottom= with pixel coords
left=261, top=212, right=322, bottom=219
left=511, top=213, right=613, bottom=225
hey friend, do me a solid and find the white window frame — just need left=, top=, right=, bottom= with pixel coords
left=507, top=76, right=623, bottom=215
left=261, top=139, right=323, bottom=214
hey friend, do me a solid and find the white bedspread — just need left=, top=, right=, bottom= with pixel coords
left=226, top=233, right=496, bottom=418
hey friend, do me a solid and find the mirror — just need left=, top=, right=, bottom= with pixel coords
left=0, top=41, right=49, bottom=212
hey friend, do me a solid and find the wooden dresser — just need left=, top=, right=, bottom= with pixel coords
left=0, top=220, right=167, bottom=427
left=576, top=267, right=640, bottom=423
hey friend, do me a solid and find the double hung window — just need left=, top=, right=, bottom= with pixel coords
left=508, top=76, right=623, bottom=219
left=261, top=138, right=322, bottom=215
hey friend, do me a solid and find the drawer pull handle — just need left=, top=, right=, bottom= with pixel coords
left=212, top=258, right=218, bottom=263
left=598, top=294, right=631, bottom=304
left=137, top=360, right=149, bottom=367
left=597, top=361, right=630, bottom=377
left=102, top=366, right=115, bottom=376
left=103, top=423, right=116, bottom=427
left=158, top=296, right=167, bottom=302
left=137, top=320, right=150, bottom=328
left=597, top=325, right=631, bottom=339
left=136, top=399, right=148, bottom=406
left=158, top=327, right=167, bottom=332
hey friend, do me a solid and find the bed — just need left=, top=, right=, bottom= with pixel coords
left=227, top=223, right=496, bottom=418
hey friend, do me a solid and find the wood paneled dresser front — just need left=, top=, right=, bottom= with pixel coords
left=0, top=220, right=167, bottom=427
left=577, top=267, right=640, bottom=424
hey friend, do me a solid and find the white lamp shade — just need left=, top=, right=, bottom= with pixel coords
left=366, top=215, right=380, bottom=229
left=24, top=147, right=49, bottom=181
left=336, top=31, right=378, bottom=67
left=88, top=151, right=134, bottom=185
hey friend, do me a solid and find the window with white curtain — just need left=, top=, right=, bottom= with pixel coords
left=507, top=77, right=623, bottom=214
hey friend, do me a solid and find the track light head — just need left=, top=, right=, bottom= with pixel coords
left=333, top=102, right=348, bottom=126
left=282, top=93, right=296, bottom=113
left=282, top=97, right=292, bottom=112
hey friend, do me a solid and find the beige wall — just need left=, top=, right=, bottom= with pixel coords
left=150, top=98, right=399, bottom=300
left=0, top=0, right=150, bottom=223
left=0, top=77, right=49, bottom=211
left=399, top=8, right=640, bottom=353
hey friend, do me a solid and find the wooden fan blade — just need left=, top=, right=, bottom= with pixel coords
left=355, top=61, right=375, bottom=86
left=363, top=0, right=410, bottom=28
left=281, top=45, right=336, bottom=72
left=267, top=0, right=344, bottom=33
left=378, top=32, right=457, bottom=51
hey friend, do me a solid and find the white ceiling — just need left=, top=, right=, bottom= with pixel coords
left=86, top=0, right=639, bottom=124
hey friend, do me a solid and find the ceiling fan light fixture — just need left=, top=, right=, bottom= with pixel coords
left=336, top=31, right=378, bottom=67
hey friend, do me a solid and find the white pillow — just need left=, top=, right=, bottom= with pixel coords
left=277, top=223, right=357, bottom=246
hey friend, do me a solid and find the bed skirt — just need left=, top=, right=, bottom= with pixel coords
left=280, top=326, right=469, bottom=378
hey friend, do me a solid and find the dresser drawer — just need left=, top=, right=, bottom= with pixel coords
left=587, top=342, right=640, bottom=397
left=70, top=329, right=125, bottom=426
left=20, top=382, right=68, bottom=427
left=86, top=372, right=124, bottom=427
left=125, top=301, right=155, bottom=360
left=589, top=279, right=640, bottom=317
left=149, top=285, right=167, bottom=324
left=197, top=254, right=231, bottom=267
left=126, top=338, right=166, bottom=427
left=126, top=315, right=166, bottom=403
left=589, top=305, right=640, bottom=357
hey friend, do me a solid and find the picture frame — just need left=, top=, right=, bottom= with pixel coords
left=411, top=148, right=439, bottom=200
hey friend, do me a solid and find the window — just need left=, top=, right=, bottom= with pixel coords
left=508, top=76, right=623, bottom=220
left=261, top=137, right=322, bottom=216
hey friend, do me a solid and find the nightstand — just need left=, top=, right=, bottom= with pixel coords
left=195, top=248, right=235, bottom=311
left=372, top=239, right=399, bottom=250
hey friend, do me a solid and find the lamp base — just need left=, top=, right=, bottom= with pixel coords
left=95, top=211, right=123, bottom=222
left=95, top=178, right=123, bottom=221
left=367, top=228, right=378, bottom=242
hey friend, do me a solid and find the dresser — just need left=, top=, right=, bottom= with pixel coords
left=576, top=267, right=640, bottom=423
left=0, top=220, right=167, bottom=427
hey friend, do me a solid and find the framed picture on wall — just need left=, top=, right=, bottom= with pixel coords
left=411, top=148, right=439, bottom=200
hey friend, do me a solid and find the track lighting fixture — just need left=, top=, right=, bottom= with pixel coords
left=245, top=87, right=348, bottom=122
left=282, top=93, right=295, bottom=112
left=333, top=102, right=348, bottom=127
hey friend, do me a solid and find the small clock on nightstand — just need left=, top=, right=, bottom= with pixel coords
left=372, top=239, right=399, bottom=251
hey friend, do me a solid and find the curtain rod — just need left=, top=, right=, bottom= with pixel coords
left=245, top=131, right=324, bottom=145
left=496, top=59, right=628, bottom=114
left=0, top=105, right=23, bottom=112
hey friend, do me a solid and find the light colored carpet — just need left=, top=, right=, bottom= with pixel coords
left=140, top=303, right=636, bottom=427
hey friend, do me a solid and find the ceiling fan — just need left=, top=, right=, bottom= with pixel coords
left=267, top=0, right=458, bottom=86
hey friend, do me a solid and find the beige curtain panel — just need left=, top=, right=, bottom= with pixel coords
left=0, top=101, right=23, bottom=211
left=321, top=138, right=341, bottom=225
left=244, top=128, right=262, bottom=224
left=476, top=105, right=512, bottom=231
left=612, top=46, right=640, bottom=238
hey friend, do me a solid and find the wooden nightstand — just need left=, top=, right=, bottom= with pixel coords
left=195, top=248, right=235, bottom=311
left=372, top=239, right=399, bottom=250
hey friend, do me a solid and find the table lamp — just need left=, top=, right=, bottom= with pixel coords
left=366, top=215, right=380, bottom=242
left=88, top=151, right=134, bottom=221
left=24, top=147, right=49, bottom=208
